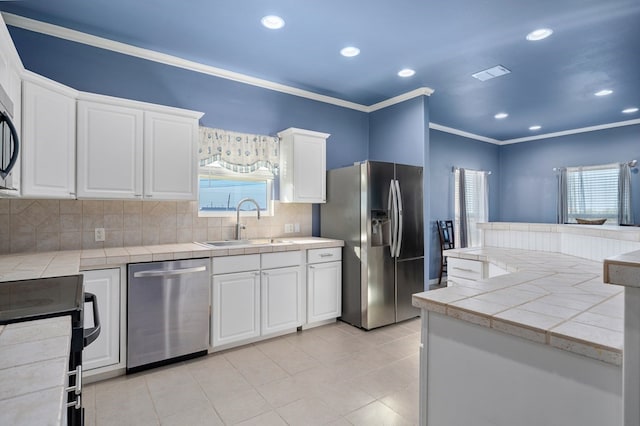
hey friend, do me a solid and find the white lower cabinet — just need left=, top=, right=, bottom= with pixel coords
left=210, top=252, right=302, bottom=350
left=211, top=270, right=261, bottom=347
left=82, top=268, right=120, bottom=371
left=307, top=261, right=342, bottom=323
left=261, top=266, right=303, bottom=335
left=306, top=247, right=342, bottom=326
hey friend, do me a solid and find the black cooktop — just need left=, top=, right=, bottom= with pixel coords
left=0, top=275, right=84, bottom=325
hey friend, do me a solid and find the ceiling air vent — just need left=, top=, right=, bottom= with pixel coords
left=471, top=65, right=511, bottom=82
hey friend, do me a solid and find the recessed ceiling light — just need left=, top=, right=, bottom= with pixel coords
left=340, top=46, right=360, bottom=57
left=594, top=89, right=613, bottom=97
left=622, top=107, right=638, bottom=114
left=261, top=15, right=285, bottom=29
left=398, top=68, right=415, bottom=77
left=526, top=28, right=553, bottom=41
left=529, top=125, right=542, bottom=131
left=494, top=112, right=509, bottom=119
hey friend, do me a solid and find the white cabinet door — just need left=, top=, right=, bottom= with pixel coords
left=261, top=266, right=302, bottom=335
left=143, top=111, right=198, bottom=200
left=21, top=79, right=76, bottom=198
left=212, top=271, right=261, bottom=347
left=307, top=261, right=342, bottom=323
left=83, top=268, right=120, bottom=371
left=77, top=100, right=144, bottom=199
left=278, top=128, right=329, bottom=203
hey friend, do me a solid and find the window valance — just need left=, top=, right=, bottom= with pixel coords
left=199, top=126, right=279, bottom=174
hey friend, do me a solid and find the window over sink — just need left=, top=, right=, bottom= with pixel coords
left=198, top=165, right=274, bottom=217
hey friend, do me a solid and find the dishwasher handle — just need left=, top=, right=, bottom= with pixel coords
left=133, top=266, right=207, bottom=278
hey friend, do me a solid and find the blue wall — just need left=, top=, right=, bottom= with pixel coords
left=8, top=28, right=370, bottom=172
left=498, top=125, right=640, bottom=224
left=369, top=97, right=427, bottom=167
left=428, top=129, right=500, bottom=279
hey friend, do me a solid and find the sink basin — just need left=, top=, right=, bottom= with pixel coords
left=197, top=239, right=291, bottom=248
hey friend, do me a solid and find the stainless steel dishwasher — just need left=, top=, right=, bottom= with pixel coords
left=127, top=258, right=210, bottom=372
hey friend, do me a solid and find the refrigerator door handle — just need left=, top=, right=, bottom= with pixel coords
left=388, top=179, right=397, bottom=257
left=394, top=179, right=403, bottom=258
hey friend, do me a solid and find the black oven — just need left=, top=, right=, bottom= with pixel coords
left=0, top=275, right=101, bottom=426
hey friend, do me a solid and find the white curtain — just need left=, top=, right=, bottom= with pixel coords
left=455, top=168, right=488, bottom=248
left=199, top=127, right=279, bottom=174
left=619, top=163, right=633, bottom=225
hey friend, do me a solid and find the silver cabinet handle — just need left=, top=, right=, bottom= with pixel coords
left=309, top=265, right=315, bottom=269
left=319, top=253, right=334, bottom=258
left=133, top=266, right=206, bottom=278
left=452, top=267, right=475, bottom=273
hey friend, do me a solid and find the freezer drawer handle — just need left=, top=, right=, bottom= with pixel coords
left=133, top=266, right=207, bottom=278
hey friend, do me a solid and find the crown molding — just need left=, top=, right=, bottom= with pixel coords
left=2, top=12, right=371, bottom=112
left=6, top=12, right=636, bottom=144
left=429, top=123, right=501, bottom=144
left=499, top=118, right=640, bottom=145
left=3, top=13, right=436, bottom=114
left=367, top=87, right=434, bottom=112
left=3, top=12, right=429, bottom=114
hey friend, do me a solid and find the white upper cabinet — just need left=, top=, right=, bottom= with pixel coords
left=144, top=111, right=198, bottom=200
left=21, top=73, right=78, bottom=198
left=77, top=97, right=144, bottom=199
left=76, top=93, right=203, bottom=200
left=278, top=127, right=330, bottom=203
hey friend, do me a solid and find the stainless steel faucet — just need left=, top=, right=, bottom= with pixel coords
left=235, top=198, right=261, bottom=240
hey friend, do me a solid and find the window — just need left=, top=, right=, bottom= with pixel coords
left=454, top=169, right=488, bottom=248
left=198, top=166, right=274, bottom=217
left=566, top=164, right=619, bottom=224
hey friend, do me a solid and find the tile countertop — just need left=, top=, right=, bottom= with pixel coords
left=413, top=247, right=624, bottom=365
left=604, top=249, right=640, bottom=288
left=0, top=317, right=71, bottom=426
left=0, top=237, right=344, bottom=282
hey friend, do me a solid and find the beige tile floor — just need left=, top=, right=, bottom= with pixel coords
left=84, top=318, right=421, bottom=426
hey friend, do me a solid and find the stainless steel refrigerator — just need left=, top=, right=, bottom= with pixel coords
left=320, top=161, right=424, bottom=330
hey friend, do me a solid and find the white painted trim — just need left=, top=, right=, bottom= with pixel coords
left=2, top=12, right=372, bottom=112
left=500, top=118, right=640, bottom=145
left=77, top=91, right=204, bottom=118
left=429, top=122, right=501, bottom=144
left=367, top=87, right=434, bottom=112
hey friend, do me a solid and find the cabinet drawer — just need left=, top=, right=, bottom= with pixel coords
left=213, top=254, right=260, bottom=274
left=307, top=247, right=342, bottom=264
left=448, top=258, right=484, bottom=280
left=261, top=251, right=301, bottom=269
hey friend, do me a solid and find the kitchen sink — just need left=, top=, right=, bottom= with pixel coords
left=197, top=238, right=292, bottom=248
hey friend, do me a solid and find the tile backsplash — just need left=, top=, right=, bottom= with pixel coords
left=0, top=199, right=311, bottom=254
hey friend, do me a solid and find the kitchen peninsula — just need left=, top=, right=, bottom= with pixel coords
left=413, top=223, right=640, bottom=426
